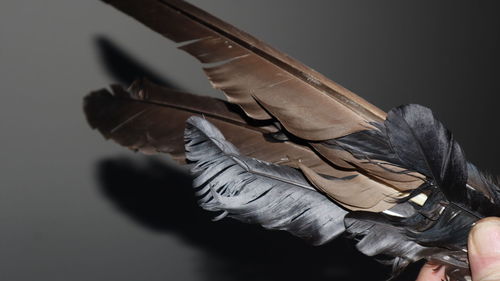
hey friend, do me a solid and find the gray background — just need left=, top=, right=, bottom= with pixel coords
left=2, top=1, right=500, bottom=280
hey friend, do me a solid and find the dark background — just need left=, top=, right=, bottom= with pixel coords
left=2, top=1, right=500, bottom=280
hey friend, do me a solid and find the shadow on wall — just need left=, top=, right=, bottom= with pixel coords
left=95, top=36, right=182, bottom=89
left=96, top=157, right=421, bottom=281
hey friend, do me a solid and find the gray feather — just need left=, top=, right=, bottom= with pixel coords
left=345, top=212, right=469, bottom=280
left=185, top=116, right=347, bottom=245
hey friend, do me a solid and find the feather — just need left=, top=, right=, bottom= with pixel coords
left=101, top=0, right=385, bottom=141
left=184, top=116, right=347, bottom=245
left=318, top=104, right=471, bottom=196
left=344, top=212, right=469, bottom=280
left=323, top=104, right=500, bottom=195
left=381, top=105, right=500, bottom=218
left=324, top=124, right=425, bottom=190
left=298, top=163, right=399, bottom=212
left=316, top=143, right=424, bottom=191
left=385, top=105, right=468, bottom=203
left=84, top=79, right=354, bottom=178
left=467, top=162, right=500, bottom=203
left=84, top=78, right=260, bottom=160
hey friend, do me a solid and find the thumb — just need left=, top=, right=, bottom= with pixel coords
left=468, top=217, right=500, bottom=281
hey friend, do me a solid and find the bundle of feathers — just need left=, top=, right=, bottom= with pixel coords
left=84, top=1, right=500, bottom=280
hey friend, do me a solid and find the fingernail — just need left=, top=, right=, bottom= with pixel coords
left=469, top=218, right=500, bottom=257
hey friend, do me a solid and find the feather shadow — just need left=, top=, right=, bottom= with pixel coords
left=95, top=36, right=180, bottom=88
left=95, top=156, right=421, bottom=281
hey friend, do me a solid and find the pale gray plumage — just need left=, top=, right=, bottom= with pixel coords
left=185, top=116, right=347, bottom=245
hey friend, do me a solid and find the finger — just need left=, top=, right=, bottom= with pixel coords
left=468, top=217, right=500, bottom=281
left=415, top=263, right=445, bottom=281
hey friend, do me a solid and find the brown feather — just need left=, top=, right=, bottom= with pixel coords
left=101, top=0, right=386, bottom=141
left=299, top=163, right=400, bottom=212
left=310, top=143, right=425, bottom=191
left=84, top=79, right=354, bottom=178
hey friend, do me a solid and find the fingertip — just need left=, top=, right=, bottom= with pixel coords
left=468, top=217, right=500, bottom=281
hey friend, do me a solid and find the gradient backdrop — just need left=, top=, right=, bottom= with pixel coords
left=2, top=1, right=500, bottom=280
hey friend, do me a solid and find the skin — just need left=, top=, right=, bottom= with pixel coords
left=416, top=217, right=500, bottom=281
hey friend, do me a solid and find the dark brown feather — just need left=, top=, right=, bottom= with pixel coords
left=84, top=79, right=354, bottom=178
left=299, top=163, right=399, bottom=212
left=101, top=0, right=386, bottom=141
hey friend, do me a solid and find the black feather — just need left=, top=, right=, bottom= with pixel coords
left=385, top=105, right=468, bottom=203
left=331, top=122, right=401, bottom=166
left=336, top=104, right=500, bottom=280
left=467, top=162, right=500, bottom=203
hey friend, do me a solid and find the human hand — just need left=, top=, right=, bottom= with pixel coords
left=416, top=217, right=500, bottom=281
